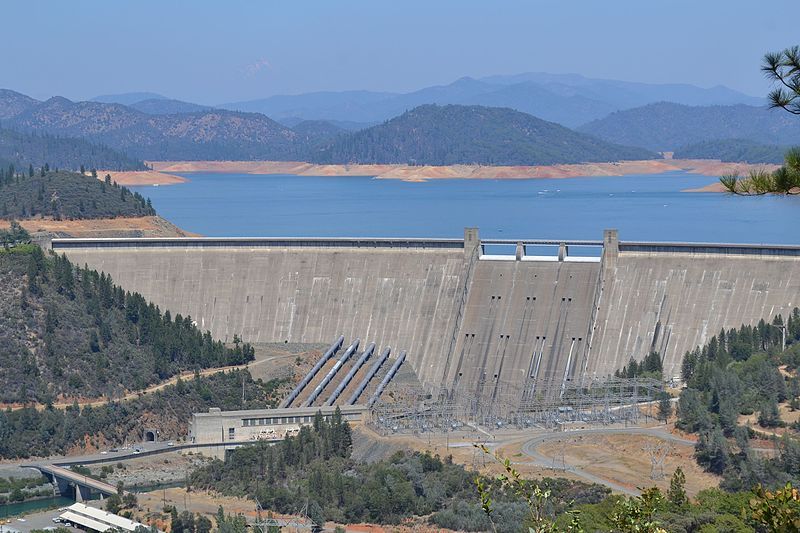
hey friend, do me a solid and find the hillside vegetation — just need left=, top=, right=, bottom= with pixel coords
left=0, top=169, right=153, bottom=219
left=314, top=104, right=657, bottom=166
left=190, top=414, right=609, bottom=530
left=674, top=139, right=789, bottom=164
left=678, top=310, right=800, bottom=491
left=0, top=128, right=146, bottom=171
left=189, top=414, right=778, bottom=531
left=580, top=102, right=800, bottom=151
left=0, top=246, right=255, bottom=404
left=0, top=369, right=285, bottom=459
left=4, top=93, right=299, bottom=161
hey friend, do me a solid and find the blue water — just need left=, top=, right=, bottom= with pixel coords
left=0, top=496, right=73, bottom=518
left=132, top=172, right=800, bottom=243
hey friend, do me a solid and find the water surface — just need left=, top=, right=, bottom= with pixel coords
left=0, top=496, right=73, bottom=518
left=133, top=172, right=800, bottom=243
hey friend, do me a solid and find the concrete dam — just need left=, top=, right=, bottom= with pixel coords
left=53, top=229, right=800, bottom=405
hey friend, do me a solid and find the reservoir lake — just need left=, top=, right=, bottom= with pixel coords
left=133, top=172, right=800, bottom=244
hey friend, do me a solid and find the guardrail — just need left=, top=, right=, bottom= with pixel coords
left=51, top=237, right=465, bottom=250
left=481, top=239, right=604, bottom=246
left=50, top=237, right=800, bottom=257
left=47, top=441, right=246, bottom=467
left=619, top=241, right=800, bottom=257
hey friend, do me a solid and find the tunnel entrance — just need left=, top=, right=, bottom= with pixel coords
left=144, top=429, right=157, bottom=442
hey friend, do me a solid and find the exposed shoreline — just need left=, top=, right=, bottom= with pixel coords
left=132, top=159, right=779, bottom=189
left=97, top=169, right=188, bottom=186
left=0, top=216, right=196, bottom=239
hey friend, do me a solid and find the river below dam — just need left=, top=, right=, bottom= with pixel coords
left=132, top=172, right=800, bottom=243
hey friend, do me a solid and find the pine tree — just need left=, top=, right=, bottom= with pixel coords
left=667, top=467, right=687, bottom=507
left=657, top=392, right=672, bottom=422
left=758, top=396, right=782, bottom=428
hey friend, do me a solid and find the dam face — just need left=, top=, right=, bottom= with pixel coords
left=54, top=231, right=800, bottom=404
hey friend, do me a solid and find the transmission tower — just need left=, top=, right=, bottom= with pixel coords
left=644, top=441, right=672, bottom=481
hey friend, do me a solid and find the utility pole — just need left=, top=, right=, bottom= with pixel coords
left=770, top=323, right=787, bottom=352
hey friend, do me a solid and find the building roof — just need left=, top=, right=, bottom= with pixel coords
left=59, top=502, right=155, bottom=532
left=60, top=511, right=113, bottom=532
left=194, top=404, right=366, bottom=418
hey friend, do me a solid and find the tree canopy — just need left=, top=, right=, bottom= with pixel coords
left=720, top=148, right=800, bottom=195
left=764, top=45, right=800, bottom=115
left=719, top=46, right=800, bottom=195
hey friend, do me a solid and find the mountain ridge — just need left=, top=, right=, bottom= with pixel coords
left=313, top=104, right=657, bottom=166
left=579, top=102, right=800, bottom=151
left=218, top=73, right=762, bottom=127
left=0, top=89, right=660, bottom=165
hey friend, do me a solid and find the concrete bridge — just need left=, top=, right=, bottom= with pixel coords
left=52, top=229, right=800, bottom=407
left=25, top=463, right=118, bottom=501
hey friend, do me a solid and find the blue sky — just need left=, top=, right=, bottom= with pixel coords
left=2, top=0, right=796, bottom=103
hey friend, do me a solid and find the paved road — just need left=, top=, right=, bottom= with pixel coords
left=1, top=353, right=287, bottom=412
left=32, top=465, right=118, bottom=495
left=518, top=426, right=697, bottom=497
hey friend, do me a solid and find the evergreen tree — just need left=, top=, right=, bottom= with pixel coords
left=667, top=467, right=687, bottom=507
left=657, top=392, right=672, bottom=422
left=758, top=397, right=782, bottom=428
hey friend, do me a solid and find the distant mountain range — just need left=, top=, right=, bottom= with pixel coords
left=0, top=89, right=658, bottom=165
left=129, top=98, right=211, bottom=115
left=90, top=91, right=168, bottom=105
left=579, top=102, right=800, bottom=151
left=0, top=74, right=793, bottom=166
left=313, top=104, right=656, bottom=165
left=219, top=73, right=764, bottom=128
left=1, top=91, right=299, bottom=160
left=0, top=89, right=39, bottom=120
left=673, top=139, right=789, bottom=164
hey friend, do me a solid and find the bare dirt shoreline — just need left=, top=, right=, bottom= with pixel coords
left=133, top=159, right=778, bottom=191
left=0, top=215, right=195, bottom=238
left=98, top=169, right=188, bottom=186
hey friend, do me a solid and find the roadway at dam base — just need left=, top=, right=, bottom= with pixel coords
left=52, top=229, right=800, bottom=406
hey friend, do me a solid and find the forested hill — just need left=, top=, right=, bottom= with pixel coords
left=0, top=128, right=146, bottom=171
left=0, top=246, right=255, bottom=404
left=312, top=104, right=657, bottom=166
left=673, top=139, right=788, bottom=164
left=3, top=94, right=299, bottom=161
left=0, top=169, right=154, bottom=219
left=579, top=102, right=800, bottom=151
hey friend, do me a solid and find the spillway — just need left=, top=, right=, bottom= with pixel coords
left=53, top=229, right=800, bottom=408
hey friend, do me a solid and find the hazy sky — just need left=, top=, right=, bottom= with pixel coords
left=3, top=0, right=796, bottom=104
